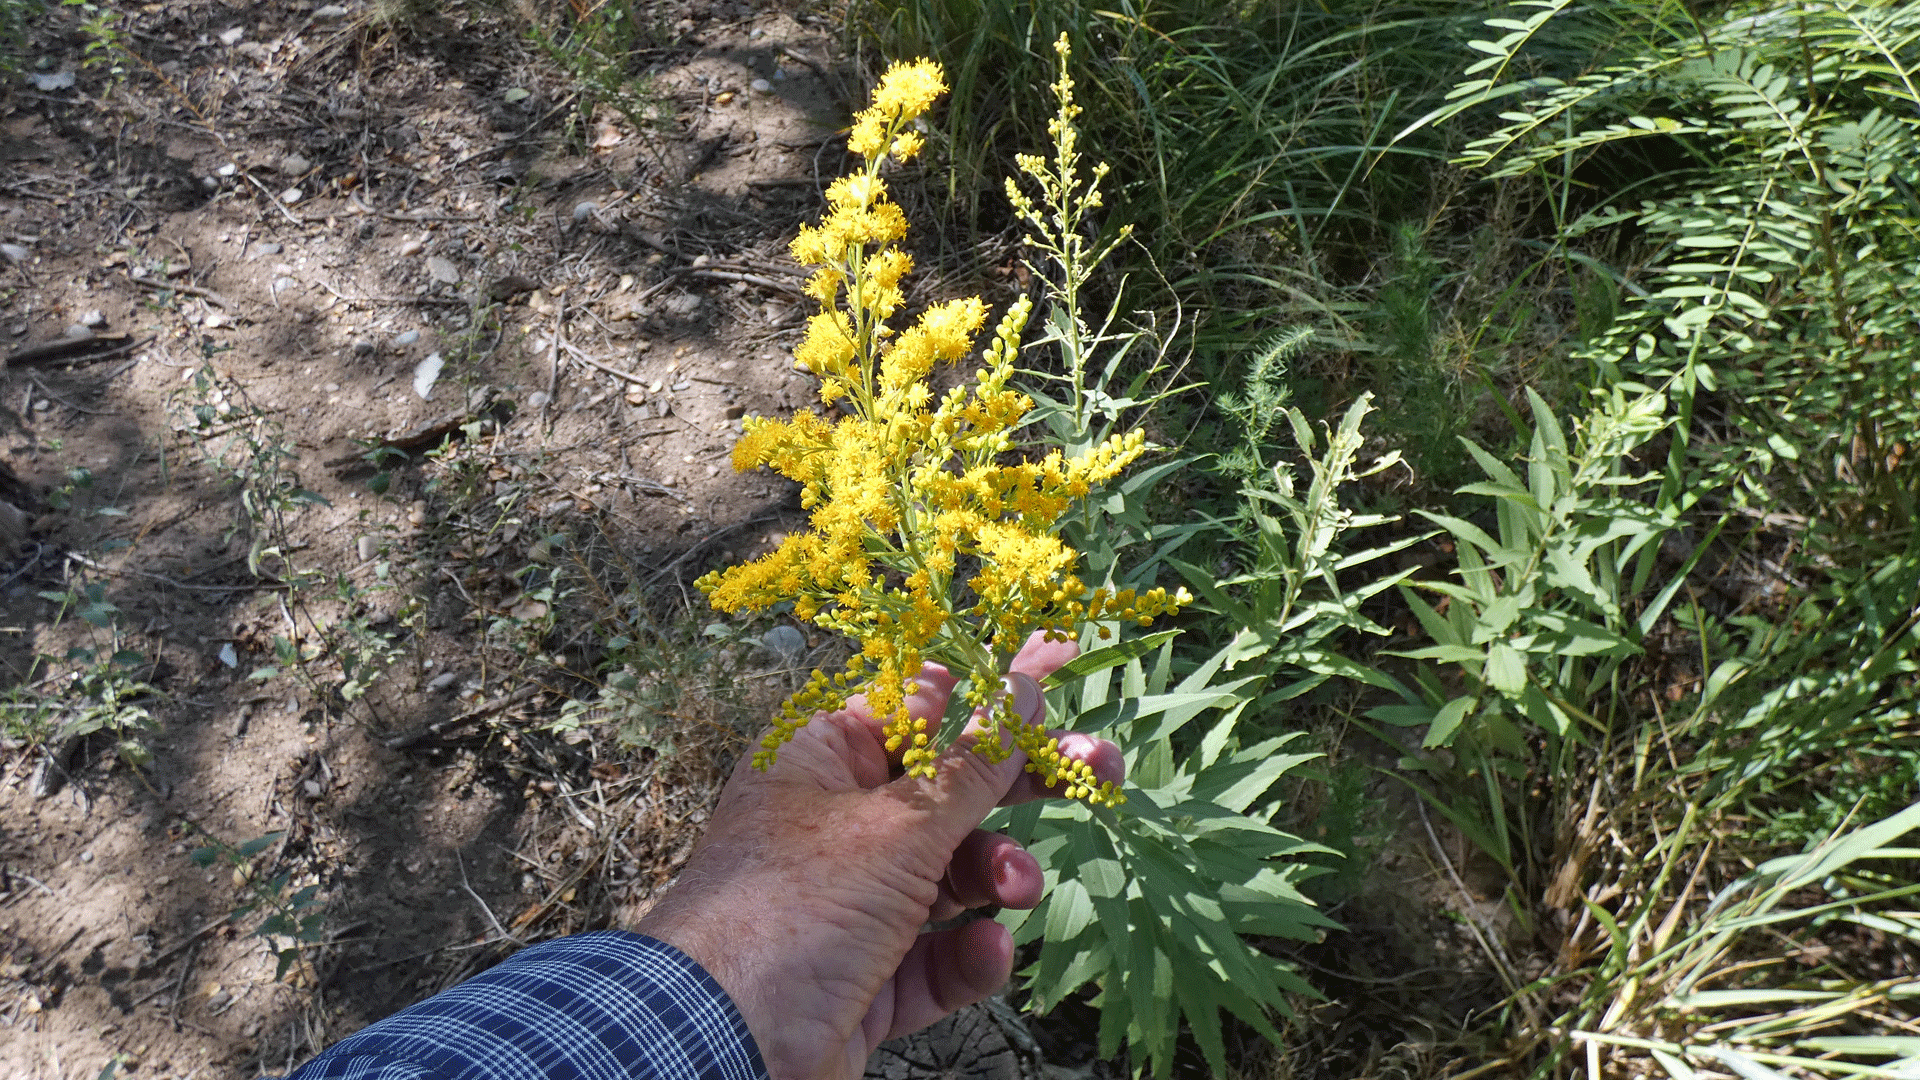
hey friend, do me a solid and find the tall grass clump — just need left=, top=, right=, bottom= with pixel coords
left=848, top=0, right=1471, bottom=337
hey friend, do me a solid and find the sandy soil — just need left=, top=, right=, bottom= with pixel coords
left=0, top=2, right=895, bottom=1075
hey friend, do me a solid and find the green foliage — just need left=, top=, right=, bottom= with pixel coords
left=1010, top=386, right=1413, bottom=1075
left=8, top=574, right=159, bottom=766
left=995, top=639, right=1335, bottom=1079
left=1527, top=802, right=1920, bottom=1079
left=851, top=0, right=1463, bottom=326
left=550, top=601, right=757, bottom=758
left=528, top=2, right=671, bottom=152
left=0, top=0, right=35, bottom=73
left=1418, top=0, right=1920, bottom=529
left=1178, top=394, right=1418, bottom=686
left=1213, top=327, right=1310, bottom=491
left=170, top=367, right=420, bottom=714
left=1679, top=532, right=1920, bottom=843
left=191, top=831, right=328, bottom=982
left=169, top=366, right=330, bottom=581
left=61, top=0, right=126, bottom=80
left=1371, top=381, right=1697, bottom=881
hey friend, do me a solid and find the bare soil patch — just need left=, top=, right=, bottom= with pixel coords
left=0, top=2, right=885, bottom=1075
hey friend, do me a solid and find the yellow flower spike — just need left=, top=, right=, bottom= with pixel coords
left=692, top=58, right=1174, bottom=801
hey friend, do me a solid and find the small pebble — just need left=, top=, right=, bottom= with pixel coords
left=324, top=382, right=341, bottom=392
left=79, top=851, right=93, bottom=863
left=313, top=3, right=348, bottom=17
left=414, top=353, right=443, bottom=399
left=351, top=338, right=375, bottom=356
left=27, top=71, right=75, bottom=91
left=273, top=276, right=299, bottom=292
left=32, top=399, right=50, bottom=412
left=426, top=256, right=460, bottom=285
left=256, top=241, right=282, bottom=255
left=750, top=78, right=772, bottom=93
left=427, top=671, right=459, bottom=692
left=63, top=324, right=93, bottom=339
left=572, top=201, right=598, bottom=222
left=407, top=501, right=428, bottom=526
left=154, top=875, right=171, bottom=887
left=216, top=162, right=237, bottom=177
left=80, top=310, right=106, bottom=329
left=280, top=187, right=303, bottom=205
left=0, top=243, right=30, bottom=263
left=392, top=329, right=420, bottom=347
left=217, top=27, right=244, bottom=45
left=303, top=779, right=323, bottom=797
left=280, top=153, right=311, bottom=176
left=526, top=390, right=551, bottom=408
left=398, top=238, right=424, bottom=257
left=204, top=313, right=227, bottom=329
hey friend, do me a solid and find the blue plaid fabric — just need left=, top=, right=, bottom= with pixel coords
left=284, top=931, right=766, bottom=1080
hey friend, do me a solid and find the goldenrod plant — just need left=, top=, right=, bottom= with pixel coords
left=693, top=47, right=1373, bottom=1076
left=696, top=58, right=1186, bottom=801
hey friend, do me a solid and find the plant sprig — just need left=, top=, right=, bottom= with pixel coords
left=695, top=60, right=1187, bottom=801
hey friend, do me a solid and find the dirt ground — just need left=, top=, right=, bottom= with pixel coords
left=0, top=2, right=924, bottom=1075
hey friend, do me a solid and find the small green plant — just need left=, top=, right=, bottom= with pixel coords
left=169, top=366, right=331, bottom=581
left=529, top=3, right=671, bottom=153
left=191, top=831, right=327, bottom=981
left=61, top=0, right=126, bottom=80
left=1367, top=382, right=1696, bottom=888
left=0, top=0, right=37, bottom=73
left=44, top=466, right=94, bottom=511
left=170, top=367, right=417, bottom=714
left=12, top=573, right=160, bottom=767
left=551, top=597, right=757, bottom=758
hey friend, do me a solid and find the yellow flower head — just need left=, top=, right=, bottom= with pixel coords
left=696, top=57, right=1179, bottom=804
left=848, top=59, right=946, bottom=158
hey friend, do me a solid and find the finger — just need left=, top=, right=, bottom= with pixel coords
left=825, top=630, right=1069, bottom=770
left=1008, top=629, right=1080, bottom=683
left=823, top=663, right=955, bottom=775
left=900, top=630, right=1084, bottom=834
left=930, top=830, right=1042, bottom=921
left=880, top=918, right=1014, bottom=1043
left=998, top=730, right=1127, bottom=806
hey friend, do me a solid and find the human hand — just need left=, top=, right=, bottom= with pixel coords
left=630, top=630, right=1124, bottom=1080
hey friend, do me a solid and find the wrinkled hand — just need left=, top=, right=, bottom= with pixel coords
left=631, top=631, right=1124, bottom=1080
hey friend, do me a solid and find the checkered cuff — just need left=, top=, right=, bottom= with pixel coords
left=285, top=931, right=766, bottom=1080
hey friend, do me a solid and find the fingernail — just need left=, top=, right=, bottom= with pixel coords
left=1001, top=672, right=1043, bottom=724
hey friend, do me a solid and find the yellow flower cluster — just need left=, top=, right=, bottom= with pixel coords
left=695, top=59, right=1187, bottom=802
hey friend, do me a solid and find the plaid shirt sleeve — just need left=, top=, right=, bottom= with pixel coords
left=282, top=931, right=767, bottom=1080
